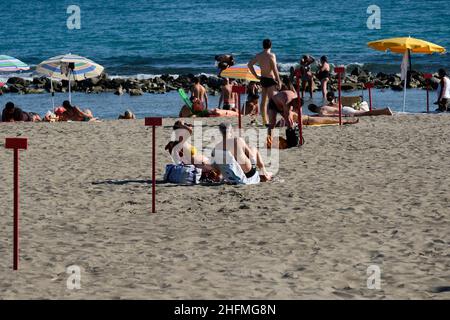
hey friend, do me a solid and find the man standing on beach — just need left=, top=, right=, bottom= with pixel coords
left=190, top=77, right=208, bottom=109
left=248, top=39, right=282, bottom=126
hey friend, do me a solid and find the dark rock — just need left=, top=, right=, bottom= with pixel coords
left=391, top=83, right=404, bottom=91
left=350, top=66, right=367, bottom=77
left=376, top=72, right=388, bottom=80
left=32, top=77, right=47, bottom=85
left=341, top=83, right=359, bottom=91
left=24, top=88, right=45, bottom=94
left=129, top=88, right=143, bottom=96
left=7, top=77, right=29, bottom=86
left=8, top=85, right=21, bottom=93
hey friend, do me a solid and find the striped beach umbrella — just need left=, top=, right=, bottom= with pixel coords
left=36, top=53, right=104, bottom=104
left=0, top=55, right=30, bottom=72
left=36, top=53, right=104, bottom=81
left=220, top=64, right=261, bottom=82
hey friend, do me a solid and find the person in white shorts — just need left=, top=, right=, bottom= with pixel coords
left=435, top=69, right=450, bottom=112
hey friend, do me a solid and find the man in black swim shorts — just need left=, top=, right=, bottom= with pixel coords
left=248, top=39, right=282, bottom=126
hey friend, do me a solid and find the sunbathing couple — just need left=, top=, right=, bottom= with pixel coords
left=48, top=101, right=98, bottom=122
left=1, top=102, right=42, bottom=122
left=165, top=120, right=272, bottom=184
left=1, top=101, right=98, bottom=123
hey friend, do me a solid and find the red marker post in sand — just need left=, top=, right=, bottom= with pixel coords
left=145, top=117, right=162, bottom=213
left=334, top=66, right=346, bottom=126
left=232, top=85, right=246, bottom=130
left=294, top=69, right=304, bottom=146
left=424, top=73, right=433, bottom=113
left=5, top=137, right=28, bottom=271
left=364, top=82, right=375, bottom=111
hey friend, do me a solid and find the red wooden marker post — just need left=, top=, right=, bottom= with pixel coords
left=145, top=118, right=162, bottom=213
left=424, top=73, right=432, bottom=113
left=294, top=69, right=304, bottom=146
left=5, top=137, right=28, bottom=271
left=232, top=85, right=246, bottom=130
left=334, top=66, right=346, bottom=126
left=364, top=82, right=375, bottom=111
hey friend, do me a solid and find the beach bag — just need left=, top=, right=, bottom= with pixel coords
left=286, top=127, right=299, bottom=148
left=164, top=164, right=202, bottom=185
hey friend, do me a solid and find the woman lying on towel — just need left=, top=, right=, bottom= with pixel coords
left=276, top=111, right=360, bottom=127
left=165, top=120, right=222, bottom=182
left=179, top=97, right=241, bottom=118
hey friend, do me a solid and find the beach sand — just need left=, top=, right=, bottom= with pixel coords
left=0, top=114, right=449, bottom=300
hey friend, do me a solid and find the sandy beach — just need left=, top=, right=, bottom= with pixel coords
left=0, top=114, right=449, bottom=300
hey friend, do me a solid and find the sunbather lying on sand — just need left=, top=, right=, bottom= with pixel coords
left=212, top=122, right=272, bottom=184
left=276, top=112, right=359, bottom=127
left=58, top=101, right=99, bottom=122
left=2, top=102, right=41, bottom=122
left=179, top=100, right=241, bottom=118
left=268, top=91, right=359, bottom=130
left=308, top=92, right=393, bottom=117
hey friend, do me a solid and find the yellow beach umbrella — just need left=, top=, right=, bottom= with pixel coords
left=367, top=37, right=446, bottom=112
left=220, top=64, right=261, bottom=82
left=368, top=37, right=446, bottom=54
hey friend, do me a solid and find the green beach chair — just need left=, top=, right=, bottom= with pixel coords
left=178, top=88, right=193, bottom=112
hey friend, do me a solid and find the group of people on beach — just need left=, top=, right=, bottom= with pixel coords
left=1, top=100, right=98, bottom=123
left=1, top=100, right=139, bottom=123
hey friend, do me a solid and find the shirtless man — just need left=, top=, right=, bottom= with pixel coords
left=212, top=122, right=272, bottom=183
left=248, top=39, right=282, bottom=126
left=267, top=90, right=299, bottom=131
left=308, top=92, right=393, bottom=117
left=190, top=77, right=208, bottom=109
left=218, top=78, right=237, bottom=110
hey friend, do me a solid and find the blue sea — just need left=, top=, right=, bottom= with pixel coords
left=1, top=0, right=449, bottom=118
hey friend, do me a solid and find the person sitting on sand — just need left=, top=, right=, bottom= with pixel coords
left=1, top=102, right=41, bottom=122
left=247, top=81, right=261, bottom=100
left=118, top=110, right=136, bottom=120
left=435, top=68, right=450, bottom=112
left=212, top=122, right=272, bottom=184
left=308, top=92, right=393, bottom=117
left=166, top=120, right=221, bottom=181
left=58, top=100, right=98, bottom=122
left=190, top=77, right=208, bottom=110
left=218, top=78, right=237, bottom=110
left=245, top=94, right=260, bottom=116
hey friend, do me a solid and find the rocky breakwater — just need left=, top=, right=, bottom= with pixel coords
left=0, top=68, right=442, bottom=96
